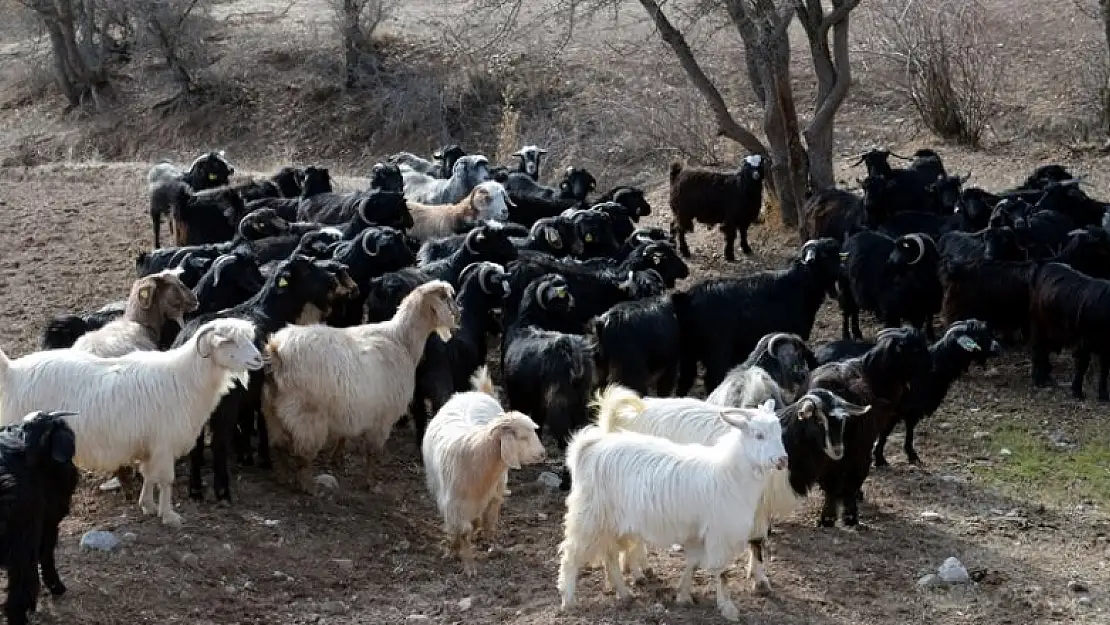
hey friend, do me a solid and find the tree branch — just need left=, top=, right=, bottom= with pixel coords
left=637, top=0, right=767, bottom=155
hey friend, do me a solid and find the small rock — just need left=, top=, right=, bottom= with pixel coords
left=80, top=530, right=121, bottom=552
left=98, top=477, right=122, bottom=491
left=262, top=519, right=281, bottom=527
left=1068, top=580, right=1089, bottom=593
left=320, top=600, right=348, bottom=615
left=537, top=512, right=548, bottom=521
left=315, top=474, right=339, bottom=490
left=1077, top=596, right=1093, bottom=607
left=972, top=431, right=991, bottom=440
left=122, top=532, right=137, bottom=541
left=396, top=540, right=410, bottom=551
left=938, top=422, right=953, bottom=430
left=920, top=511, right=942, bottom=522
left=179, top=552, right=199, bottom=568
left=406, top=615, right=430, bottom=622
left=537, top=472, right=561, bottom=489
left=458, top=597, right=473, bottom=611
left=917, top=574, right=942, bottom=587
left=332, top=558, right=354, bottom=571
left=938, top=557, right=970, bottom=583
left=999, top=448, right=1013, bottom=457
left=223, top=584, right=237, bottom=594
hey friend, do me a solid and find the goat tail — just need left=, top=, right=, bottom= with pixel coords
left=669, top=161, right=684, bottom=183
left=469, top=365, right=496, bottom=397
left=590, top=384, right=645, bottom=434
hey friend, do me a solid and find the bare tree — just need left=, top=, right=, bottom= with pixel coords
left=460, top=0, right=859, bottom=227
left=330, top=0, right=391, bottom=88
left=16, top=0, right=132, bottom=110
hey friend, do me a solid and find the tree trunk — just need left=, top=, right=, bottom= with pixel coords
left=343, top=0, right=361, bottom=88
left=45, top=21, right=81, bottom=108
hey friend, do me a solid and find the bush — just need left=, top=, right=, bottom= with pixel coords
left=863, top=0, right=1004, bottom=147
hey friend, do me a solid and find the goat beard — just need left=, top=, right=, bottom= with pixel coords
left=435, top=326, right=453, bottom=341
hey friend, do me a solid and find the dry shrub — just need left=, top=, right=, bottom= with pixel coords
left=327, top=0, right=392, bottom=87
left=863, top=0, right=1003, bottom=148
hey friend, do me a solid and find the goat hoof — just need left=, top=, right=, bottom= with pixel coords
left=907, top=453, right=923, bottom=466
left=817, top=516, right=836, bottom=528
left=752, top=578, right=772, bottom=595
left=215, top=490, right=232, bottom=503
left=741, top=246, right=753, bottom=255
left=238, top=455, right=255, bottom=467
left=841, top=515, right=859, bottom=527
left=1071, top=388, right=1085, bottom=400
left=725, top=253, right=736, bottom=262
left=873, top=456, right=889, bottom=469
left=1099, top=394, right=1110, bottom=403
left=46, top=581, right=66, bottom=596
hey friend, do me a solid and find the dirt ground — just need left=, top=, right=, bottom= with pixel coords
left=1, top=0, right=1110, bottom=623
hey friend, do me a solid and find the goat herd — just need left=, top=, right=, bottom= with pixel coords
left=0, top=142, right=1103, bottom=623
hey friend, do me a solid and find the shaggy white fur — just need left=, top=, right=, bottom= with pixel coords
left=402, top=155, right=491, bottom=204
left=0, top=317, right=262, bottom=526
left=72, top=269, right=198, bottom=358
left=706, top=364, right=787, bottom=410
left=262, top=280, right=460, bottom=493
left=557, top=389, right=787, bottom=621
left=421, top=366, right=545, bottom=577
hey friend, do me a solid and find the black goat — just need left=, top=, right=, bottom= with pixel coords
left=0, top=410, right=78, bottom=625
left=596, top=186, right=651, bottom=219
left=512, top=145, right=547, bottom=181
left=800, top=187, right=866, bottom=244
left=247, top=166, right=334, bottom=221
left=163, top=182, right=248, bottom=247
left=369, top=162, right=404, bottom=193
left=669, top=154, right=765, bottom=260
left=805, top=326, right=932, bottom=526
left=147, top=151, right=236, bottom=247
left=838, top=232, right=941, bottom=340
left=817, top=320, right=1001, bottom=466
left=1029, top=262, right=1110, bottom=400
left=673, top=238, right=842, bottom=395
left=325, top=227, right=416, bottom=327
left=937, top=226, right=1025, bottom=263
left=590, top=291, right=681, bottom=397
left=419, top=225, right=518, bottom=285
left=504, top=273, right=596, bottom=453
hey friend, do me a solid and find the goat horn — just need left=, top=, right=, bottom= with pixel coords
left=357, top=197, right=372, bottom=225
left=194, top=325, right=217, bottom=358
left=478, top=263, right=494, bottom=294
left=464, top=231, right=477, bottom=254
left=888, top=151, right=912, bottom=160
left=905, top=234, right=926, bottom=265
left=767, top=333, right=786, bottom=357
left=210, top=254, right=236, bottom=286
left=361, top=232, right=379, bottom=256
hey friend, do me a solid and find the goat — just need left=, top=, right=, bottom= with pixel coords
left=147, top=151, right=236, bottom=247
left=512, top=145, right=547, bottom=180
left=403, top=155, right=492, bottom=205
left=71, top=270, right=198, bottom=357
left=707, top=332, right=817, bottom=409
left=669, top=154, right=765, bottom=261
left=421, top=366, right=545, bottom=576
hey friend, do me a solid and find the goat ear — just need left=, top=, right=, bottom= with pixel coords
left=718, top=409, right=751, bottom=432
left=137, top=284, right=155, bottom=309
left=497, top=425, right=522, bottom=470
left=50, top=425, right=76, bottom=464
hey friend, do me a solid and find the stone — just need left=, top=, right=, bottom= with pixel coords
left=920, top=511, right=942, bottom=522
left=406, top=616, right=430, bottom=622
left=122, top=532, right=137, bottom=541
left=179, top=552, right=200, bottom=568
left=937, top=557, right=970, bottom=584
left=999, top=448, right=1013, bottom=457
left=537, top=512, right=548, bottom=521
left=1068, top=580, right=1089, bottom=593
left=457, top=597, right=473, bottom=611
left=98, top=477, right=122, bottom=491
left=972, top=431, right=991, bottom=440
left=917, top=574, right=942, bottom=587
left=315, top=474, right=339, bottom=490
left=332, top=558, right=354, bottom=571
left=80, top=530, right=121, bottom=552
left=537, top=472, right=561, bottom=489
left=1077, top=596, right=1093, bottom=607
left=320, top=601, right=348, bottom=615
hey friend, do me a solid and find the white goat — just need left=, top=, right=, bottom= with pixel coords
left=595, top=384, right=868, bottom=594
left=557, top=391, right=787, bottom=621
left=72, top=269, right=198, bottom=358
left=262, top=280, right=460, bottom=493
left=407, top=181, right=514, bottom=241
left=421, top=366, right=545, bottom=576
left=0, top=317, right=263, bottom=526
left=402, top=155, right=491, bottom=204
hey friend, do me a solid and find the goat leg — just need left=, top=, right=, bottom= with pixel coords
left=1071, top=347, right=1091, bottom=400
left=188, top=431, right=207, bottom=501
left=904, top=414, right=923, bottom=465
left=1099, top=351, right=1110, bottom=402
left=5, top=554, right=40, bottom=625
left=722, top=223, right=737, bottom=262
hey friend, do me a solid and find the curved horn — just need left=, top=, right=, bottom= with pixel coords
left=464, top=229, right=478, bottom=254
left=477, top=263, right=495, bottom=294
left=357, top=197, right=373, bottom=225
left=905, top=234, right=926, bottom=265
left=766, top=333, right=786, bottom=357
left=360, top=231, right=380, bottom=256
left=210, top=254, right=236, bottom=286
left=888, top=151, right=912, bottom=160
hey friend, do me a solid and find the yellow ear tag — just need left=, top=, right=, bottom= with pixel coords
left=585, top=234, right=594, bottom=243
left=278, top=277, right=289, bottom=288
left=208, top=173, right=218, bottom=181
